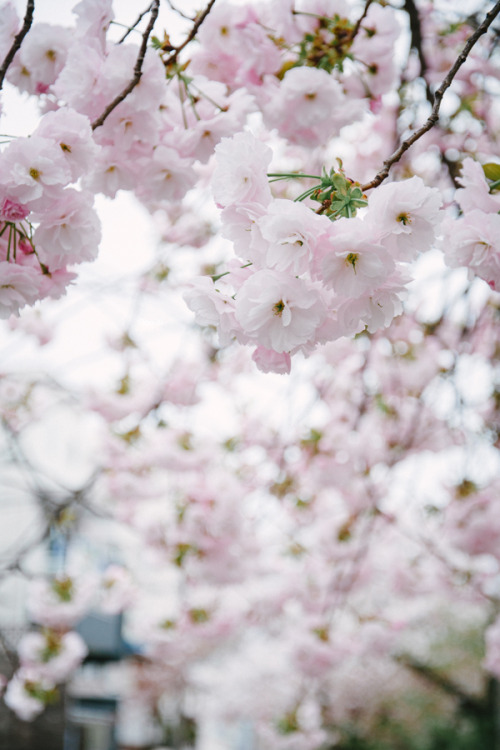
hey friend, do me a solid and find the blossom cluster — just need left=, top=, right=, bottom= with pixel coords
left=186, top=131, right=443, bottom=373
left=442, top=158, right=500, bottom=290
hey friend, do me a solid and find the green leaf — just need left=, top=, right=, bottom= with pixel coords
left=482, top=163, right=500, bottom=182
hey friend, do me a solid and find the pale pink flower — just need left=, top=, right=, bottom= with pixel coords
left=1, top=135, right=70, bottom=205
left=257, top=199, right=330, bottom=275
left=350, top=3, right=400, bottom=96
left=37, top=268, right=77, bottom=300
left=191, top=2, right=281, bottom=87
left=35, top=109, right=99, bottom=182
left=27, top=575, right=96, bottom=629
left=252, top=346, right=292, bottom=374
left=212, top=132, right=272, bottom=208
left=262, top=67, right=362, bottom=147
left=135, top=145, right=197, bottom=205
left=455, top=158, right=500, bottom=214
left=220, top=202, right=268, bottom=263
left=83, top=145, right=137, bottom=198
left=442, top=210, right=500, bottom=289
left=73, top=0, right=114, bottom=49
left=4, top=669, right=52, bottom=721
left=7, top=23, right=70, bottom=95
left=235, top=270, right=326, bottom=353
left=365, top=176, right=442, bottom=261
left=0, top=198, right=28, bottom=222
left=0, top=262, right=42, bottom=318
left=100, top=565, right=136, bottom=614
left=319, top=218, right=394, bottom=296
left=18, top=631, right=87, bottom=683
left=33, top=189, right=101, bottom=270
left=0, top=3, right=19, bottom=61
left=52, top=41, right=106, bottom=119
left=184, top=276, right=238, bottom=347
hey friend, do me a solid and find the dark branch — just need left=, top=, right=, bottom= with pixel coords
left=117, top=2, right=155, bottom=44
left=166, top=0, right=194, bottom=22
left=361, top=0, right=500, bottom=191
left=396, top=654, right=486, bottom=715
left=92, top=0, right=160, bottom=130
left=0, top=0, right=35, bottom=92
left=404, top=0, right=428, bottom=79
left=349, top=0, right=375, bottom=43
left=163, top=0, right=217, bottom=68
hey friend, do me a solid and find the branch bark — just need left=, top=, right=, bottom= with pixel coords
left=163, top=0, right=218, bottom=68
left=0, top=0, right=35, bottom=92
left=361, top=0, right=500, bottom=191
left=92, top=0, right=160, bottom=130
left=117, top=1, right=156, bottom=44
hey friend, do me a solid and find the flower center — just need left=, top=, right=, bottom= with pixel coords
left=345, top=252, right=358, bottom=271
left=273, top=300, right=285, bottom=316
left=397, top=212, right=411, bottom=225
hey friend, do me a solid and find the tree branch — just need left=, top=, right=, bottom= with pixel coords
left=395, top=654, right=486, bottom=715
left=361, top=0, right=500, bottom=191
left=92, top=0, right=160, bottom=131
left=0, top=0, right=35, bottom=92
left=117, top=2, right=155, bottom=45
left=349, top=0, right=375, bottom=43
left=404, top=0, right=428, bottom=79
left=163, top=0, right=218, bottom=68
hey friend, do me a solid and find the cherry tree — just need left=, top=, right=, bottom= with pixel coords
left=0, top=0, right=499, bottom=748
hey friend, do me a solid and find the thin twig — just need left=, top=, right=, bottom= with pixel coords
left=166, top=0, right=194, bottom=21
left=92, top=0, right=160, bottom=130
left=361, top=0, right=500, bottom=191
left=117, top=1, right=155, bottom=44
left=163, top=0, right=217, bottom=68
left=349, top=0, right=374, bottom=43
left=0, top=0, right=35, bottom=92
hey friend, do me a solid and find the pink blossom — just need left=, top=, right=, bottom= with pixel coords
left=27, top=575, right=96, bottom=629
left=1, top=135, right=71, bottom=206
left=442, top=210, right=500, bottom=289
left=235, top=270, right=326, bottom=353
left=32, top=189, right=101, bottom=270
left=257, top=199, right=330, bottom=275
left=212, top=132, right=272, bottom=208
left=18, top=630, right=87, bottom=683
left=52, top=41, right=106, bottom=119
left=136, top=145, right=197, bottom=206
left=4, top=669, right=55, bottom=721
left=365, top=177, right=442, bottom=261
left=0, top=2, right=19, bottom=61
left=0, top=262, right=43, bottom=318
left=455, top=158, right=500, bottom=214
left=7, top=23, right=70, bottom=95
left=184, top=276, right=238, bottom=347
left=318, top=218, right=394, bottom=296
left=262, top=67, right=363, bottom=147
left=0, top=198, right=29, bottom=222
left=252, top=346, right=292, bottom=374
left=73, top=0, right=114, bottom=50
left=35, top=108, right=99, bottom=182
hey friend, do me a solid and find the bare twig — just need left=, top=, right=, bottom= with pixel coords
left=361, top=0, right=500, bottom=191
left=92, top=0, right=160, bottom=130
left=117, top=2, right=155, bottom=44
left=349, top=0, right=374, bottom=43
left=166, top=0, right=194, bottom=21
left=163, top=0, right=217, bottom=68
left=0, top=0, right=35, bottom=92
